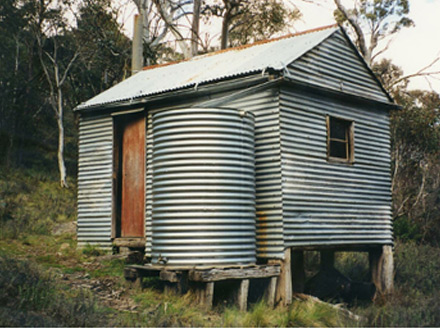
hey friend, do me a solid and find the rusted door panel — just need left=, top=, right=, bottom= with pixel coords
left=121, top=113, right=145, bottom=237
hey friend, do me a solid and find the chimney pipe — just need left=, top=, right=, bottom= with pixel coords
left=132, top=14, right=144, bottom=75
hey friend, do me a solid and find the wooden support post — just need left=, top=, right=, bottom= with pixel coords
left=164, top=282, right=176, bottom=295
left=264, top=276, right=277, bottom=308
left=124, top=267, right=143, bottom=289
left=272, top=248, right=292, bottom=306
left=369, top=245, right=394, bottom=298
left=204, top=282, right=214, bottom=308
left=292, top=250, right=305, bottom=293
left=236, top=279, right=249, bottom=311
left=190, top=282, right=214, bottom=309
left=320, top=250, right=335, bottom=270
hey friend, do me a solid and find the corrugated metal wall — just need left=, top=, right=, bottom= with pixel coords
left=150, top=107, right=256, bottom=265
left=145, top=112, right=153, bottom=256
left=226, top=88, right=285, bottom=259
left=144, top=88, right=285, bottom=259
left=287, top=30, right=389, bottom=103
left=78, top=67, right=393, bottom=256
left=77, top=115, right=113, bottom=249
left=280, top=86, right=393, bottom=248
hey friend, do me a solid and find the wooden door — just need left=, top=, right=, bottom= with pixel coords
left=119, top=112, right=145, bottom=237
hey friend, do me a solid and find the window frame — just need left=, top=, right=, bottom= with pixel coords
left=326, top=115, right=355, bottom=164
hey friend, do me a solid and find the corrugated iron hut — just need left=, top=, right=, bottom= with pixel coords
left=75, top=24, right=397, bottom=305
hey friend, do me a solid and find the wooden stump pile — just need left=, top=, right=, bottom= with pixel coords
left=124, top=264, right=280, bottom=311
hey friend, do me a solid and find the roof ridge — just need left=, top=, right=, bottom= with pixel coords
left=142, top=23, right=338, bottom=72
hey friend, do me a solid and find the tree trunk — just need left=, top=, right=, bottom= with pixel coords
left=221, top=10, right=230, bottom=50
left=191, top=0, right=201, bottom=57
left=57, top=88, right=68, bottom=188
left=154, top=0, right=192, bottom=58
left=333, top=0, right=369, bottom=64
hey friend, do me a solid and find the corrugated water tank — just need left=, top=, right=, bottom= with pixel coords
left=151, top=107, right=256, bottom=266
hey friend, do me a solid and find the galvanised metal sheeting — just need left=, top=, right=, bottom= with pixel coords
left=77, top=115, right=113, bottom=248
left=280, top=86, right=393, bottom=247
left=145, top=111, right=153, bottom=257
left=77, top=26, right=338, bottom=110
left=151, top=107, right=256, bottom=265
left=225, top=89, right=284, bottom=259
left=287, top=30, right=389, bottom=103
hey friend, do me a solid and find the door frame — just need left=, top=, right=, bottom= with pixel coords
left=111, top=108, right=146, bottom=241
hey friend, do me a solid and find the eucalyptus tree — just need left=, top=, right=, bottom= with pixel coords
left=0, top=0, right=52, bottom=168
left=29, top=0, right=83, bottom=187
left=203, top=0, right=301, bottom=49
left=333, top=0, right=413, bottom=65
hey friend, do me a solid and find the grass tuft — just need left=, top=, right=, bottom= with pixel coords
left=0, top=168, right=76, bottom=239
left=0, top=255, right=105, bottom=326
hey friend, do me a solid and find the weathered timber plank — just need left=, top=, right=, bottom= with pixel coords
left=113, top=237, right=146, bottom=248
left=369, top=245, right=394, bottom=298
left=190, top=282, right=214, bottom=309
left=124, top=267, right=139, bottom=281
left=236, top=279, right=250, bottom=311
left=205, top=282, right=214, bottom=308
left=272, top=248, right=292, bottom=306
left=265, top=276, right=277, bottom=307
left=189, top=265, right=280, bottom=282
left=127, top=263, right=261, bottom=272
left=126, top=265, right=160, bottom=277
left=160, top=270, right=181, bottom=283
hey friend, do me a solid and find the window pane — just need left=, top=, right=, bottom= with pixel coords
left=330, top=118, right=347, bottom=140
left=330, top=141, right=347, bottom=159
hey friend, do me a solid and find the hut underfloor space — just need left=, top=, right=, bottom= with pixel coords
left=124, top=264, right=281, bottom=310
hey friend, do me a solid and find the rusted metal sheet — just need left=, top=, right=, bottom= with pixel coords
left=143, top=87, right=285, bottom=260
left=279, top=85, right=393, bottom=248
left=225, top=88, right=285, bottom=259
left=120, top=113, right=145, bottom=237
left=151, top=107, right=256, bottom=266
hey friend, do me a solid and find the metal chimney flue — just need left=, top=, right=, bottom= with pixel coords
left=132, top=14, right=144, bottom=75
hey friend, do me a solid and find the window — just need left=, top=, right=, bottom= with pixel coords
left=326, top=116, right=354, bottom=163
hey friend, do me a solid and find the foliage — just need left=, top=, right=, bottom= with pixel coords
left=82, top=243, right=106, bottom=257
left=0, top=0, right=130, bottom=181
left=372, top=57, right=440, bottom=246
left=0, top=0, right=54, bottom=170
left=222, top=299, right=352, bottom=327
left=0, top=255, right=105, bottom=326
left=70, top=0, right=131, bottom=104
left=341, top=241, right=440, bottom=327
left=390, top=90, right=440, bottom=244
left=201, top=0, right=300, bottom=49
left=0, top=168, right=76, bottom=239
left=333, top=0, right=413, bottom=64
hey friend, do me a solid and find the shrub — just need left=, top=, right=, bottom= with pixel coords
left=351, top=241, right=440, bottom=327
left=0, top=168, right=76, bottom=239
left=0, top=255, right=105, bottom=326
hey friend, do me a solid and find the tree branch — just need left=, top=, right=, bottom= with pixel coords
left=391, top=56, right=440, bottom=87
left=59, top=50, right=80, bottom=86
left=334, top=0, right=369, bottom=63
left=153, top=0, right=191, bottom=58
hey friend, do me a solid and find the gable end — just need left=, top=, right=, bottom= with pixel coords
left=286, top=29, right=392, bottom=103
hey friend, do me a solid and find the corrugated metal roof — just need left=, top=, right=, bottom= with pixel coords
left=77, top=25, right=339, bottom=110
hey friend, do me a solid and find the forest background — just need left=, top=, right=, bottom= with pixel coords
left=0, top=0, right=439, bottom=326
